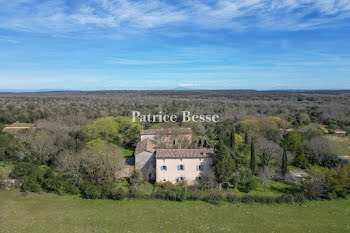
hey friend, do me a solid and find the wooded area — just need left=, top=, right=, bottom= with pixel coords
left=1, top=90, right=349, bottom=204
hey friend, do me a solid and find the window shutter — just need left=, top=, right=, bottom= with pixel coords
left=165, top=166, right=167, bottom=171
left=177, top=165, right=180, bottom=170
left=183, top=165, right=185, bottom=170
left=196, top=165, right=199, bottom=171
left=201, top=165, right=204, bottom=171
left=161, top=166, right=163, bottom=171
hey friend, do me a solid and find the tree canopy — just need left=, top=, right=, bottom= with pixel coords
left=83, top=116, right=142, bottom=147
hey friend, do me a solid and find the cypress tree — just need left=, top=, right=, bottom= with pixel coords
left=250, top=138, right=256, bottom=175
left=244, top=131, right=249, bottom=144
left=230, top=128, right=235, bottom=151
left=213, top=141, right=235, bottom=184
left=282, top=147, right=288, bottom=176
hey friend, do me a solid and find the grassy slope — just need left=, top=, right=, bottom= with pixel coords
left=119, top=147, right=134, bottom=157
left=327, top=135, right=350, bottom=155
left=1, top=191, right=350, bottom=233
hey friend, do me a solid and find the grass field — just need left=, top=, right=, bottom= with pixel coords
left=119, top=148, right=134, bottom=157
left=327, top=135, right=350, bottom=155
left=1, top=190, right=350, bottom=233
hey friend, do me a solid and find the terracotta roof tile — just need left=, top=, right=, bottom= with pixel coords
left=135, top=139, right=157, bottom=155
left=140, top=128, right=192, bottom=135
left=156, top=149, right=213, bottom=159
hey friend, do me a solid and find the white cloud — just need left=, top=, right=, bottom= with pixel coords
left=0, top=0, right=350, bottom=34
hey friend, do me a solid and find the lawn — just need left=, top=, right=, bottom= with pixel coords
left=119, top=147, right=134, bottom=157
left=327, top=135, right=350, bottom=155
left=0, top=190, right=350, bottom=233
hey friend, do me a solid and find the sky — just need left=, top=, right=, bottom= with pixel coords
left=1, top=0, right=350, bottom=91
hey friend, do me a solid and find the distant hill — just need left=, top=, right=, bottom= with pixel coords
left=172, top=87, right=195, bottom=91
left=0, top=89, right=79, bottom=93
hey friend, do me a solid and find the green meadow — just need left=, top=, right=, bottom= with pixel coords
left=1, top=190, right=349, bottom=233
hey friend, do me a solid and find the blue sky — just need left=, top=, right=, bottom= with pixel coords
left=1, top=0, right=350, bottom=90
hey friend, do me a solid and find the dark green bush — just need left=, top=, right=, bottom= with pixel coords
left=109, top=187, right=128, bottom=200
left=202, top=192, right=223, bottom=205
left=100, top=181, right=116, bottom=199
left=255, top=196, right=276, bottom=204
left=81, top=182, right=101, bottom=199
left=128, top=186, right=143, bottom=199
left=187, top=188, right=202, bottom=200
left=276, top=194, right=295, bottom=204
left=240, top=195, right=256, bottom=204
left=293, top=193, right=307, bottom=203
left=21, top=174, right=41, bottom=192
left=226, top=193, right=239, bottom=203
left=9, top=162, right=40, bottom=179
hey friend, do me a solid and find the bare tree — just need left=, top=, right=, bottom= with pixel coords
left=259, top=167, right=275, bottom=191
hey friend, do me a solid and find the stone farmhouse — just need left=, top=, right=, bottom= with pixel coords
left=134, top=128, right=213, bottom=185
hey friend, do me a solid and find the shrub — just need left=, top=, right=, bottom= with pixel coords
left=293, top=193, right=307, bottom=203
left=243, top=177, right=259, bottom=193
left=129, top=170, right=142, bottom=187
left=9, top=162, right=40, bottom=179
left=175, top=186, right=188, bottom=202
left=100, top=181, right=116, bottom=199
left=255, top=196, right=276, bottom=204
left=276, top=194, right=295, bottom=204
left=62, top=182, right=80, bottom=195
left=81, top=183, right=101, bottom=199
left=202, top=192, right=223, bottom=205
left=110, top=187, right=128, bottom=200
left=128, top=186, right=143, bottom=199
left=21, top=175, right=41, bottom=192
left=240, top=195, right=256, bottom=204
left=302, top=170, right=327, bottom=200
left=187, top=188, right=203, bottom=200
left=226, top=193, right=239, bottom=204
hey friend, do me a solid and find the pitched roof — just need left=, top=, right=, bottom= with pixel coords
left=135, top=138, right=157, bottom=155
left=155, top=149, right=214, bottom=159
left=140, top=128, right=192, bottom=135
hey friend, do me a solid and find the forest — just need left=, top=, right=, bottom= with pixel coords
left=0, top=90, right=350, bottom=204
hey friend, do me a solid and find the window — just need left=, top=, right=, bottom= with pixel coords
left=177, top=164, right=185, bottom=170
left=196, top=176, right=201, bottom=181
left=196, top=165, right=204, bottom=171
left=177, top=177, right=184, bottom=182
left=160, top=166, right=167, bottom=171
left=163, top=179, right=166, bottom=182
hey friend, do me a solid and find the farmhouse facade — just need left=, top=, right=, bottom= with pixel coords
left=155, top=149, right=213, bottom=185
left=135, top=128, right=213, bottom=184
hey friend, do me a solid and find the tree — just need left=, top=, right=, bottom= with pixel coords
left=260, top=150, right=269, bottom=168
left=244, top=131, right=249, bottom=144
left=294, top=151, right=309, bottom=169
left=305, top=136, right=339, bottom=167
left=83, top=116, right=142, bottom=147
left=297, top=112, right=311, bottom=125
left=256, top=138, right=282, bottom=168
left=230, top=128, right=235, bottom=150
left=282, top=147, right=288, bottom=177
left=250, top=139, right=256, bottom=175
left=283, top=131, right=305, bottom=154
left=259, top=167, right=274, bottom=192
left=57, top=140, right=124, bottom=185
left=212, top=141, right=235, bottom=185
